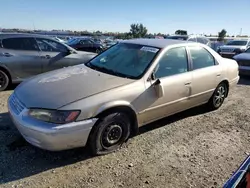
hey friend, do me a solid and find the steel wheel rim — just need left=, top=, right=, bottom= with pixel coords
left=101, top=124, right=123, bottom=148
left=0, top=72, right=6, bottom=88
left=213, top=85, right=226, bottom=107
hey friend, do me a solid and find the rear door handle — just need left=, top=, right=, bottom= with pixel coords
left=216, top=73, right=221, bottom=77
left=185, top=82, right=191, bottom=85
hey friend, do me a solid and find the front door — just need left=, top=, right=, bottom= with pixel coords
left=0, top=37, right=42, bottom=80
left=138, top=46, right=192, bottom=125
left=187, top=46, right=222, bottom=107
left=35, top=38, right=71, bottom=73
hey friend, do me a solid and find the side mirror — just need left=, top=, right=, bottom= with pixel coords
left=151, top=72, right=156, bottom=80
left=64, top=49, right=75, bottom=55
left=153, top=79, right=164, bottom=98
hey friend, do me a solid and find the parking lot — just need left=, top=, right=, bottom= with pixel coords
left=0, top=77, right=250, bottom=188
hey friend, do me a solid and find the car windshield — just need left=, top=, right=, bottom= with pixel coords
left=86, top=43, right=160, bottom=79
left=226, top=40, right=248, bottom=46
left=67, top=38, right=79, bottom=45
left=246, top=48, right=250, bottom=53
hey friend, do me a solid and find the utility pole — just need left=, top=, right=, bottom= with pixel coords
left=32, top=21, right=36, bottom=31
left=239, top=28, right=242, bottom=36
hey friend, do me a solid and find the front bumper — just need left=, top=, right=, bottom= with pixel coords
left=238, top=66, right=250, bottom=76
left=8, top=95, right=97, bottom=151
left=219, top=52, right=236, bottom=59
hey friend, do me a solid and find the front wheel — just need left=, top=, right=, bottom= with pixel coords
left=95, top=48, right=102, bottom=54
left=88, top=112, right=131, bottom=156
left=207, top=82, right=228, bottom=110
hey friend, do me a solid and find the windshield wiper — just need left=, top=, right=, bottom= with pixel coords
left=86, top=62, right=131, bottom=79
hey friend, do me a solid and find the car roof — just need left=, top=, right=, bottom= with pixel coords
left=0, top=33, right=56, bottom=39
left=121, top=38, right=189, bottom=48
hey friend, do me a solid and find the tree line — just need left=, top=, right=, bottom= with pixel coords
left=2, top=24, right=247, bottom=41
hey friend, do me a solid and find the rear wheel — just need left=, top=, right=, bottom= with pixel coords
left=207, top=82, right=228, bottom=110
left=88, top=112, right=131, bottom=156
left=0, top=70, right=9, bottom=91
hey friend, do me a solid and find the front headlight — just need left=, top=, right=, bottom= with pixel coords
left=28, top=109, right=80, bottom=124
left=234, top=48, right=243, bottom=54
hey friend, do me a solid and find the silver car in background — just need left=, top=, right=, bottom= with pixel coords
left=166, top=34, right=212, bottom=48
left=0, top=33, right=97, bottom=91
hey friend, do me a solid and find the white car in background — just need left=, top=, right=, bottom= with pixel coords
left=217, top=39, right=250, bottom=58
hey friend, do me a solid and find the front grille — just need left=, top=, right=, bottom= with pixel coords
left=9, top=93, right=25, bottom=115
left=221, top=48, right=234, bottom=52
left=221, top=54, right=234, bottom=59
left=237, top=60, right=250, bottom=67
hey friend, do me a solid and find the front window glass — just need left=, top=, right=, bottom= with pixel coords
left=36, top=38, right=68, bottom=52
left=155, top=47, right=188, bottom=78
left=226, top=40, right=247, bottom=46
left=86, top=43, right=160, bottom=79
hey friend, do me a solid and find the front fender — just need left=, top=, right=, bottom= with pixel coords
left=93, top=100, right=136, bottom=117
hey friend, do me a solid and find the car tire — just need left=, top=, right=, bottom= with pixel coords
left=0, top=70, right=9, bottom=92
left=88, top=112, right=131, bottom=156
left=95, top=48, right=102, bottom=54
left=207, top=82, right=228, bottom=110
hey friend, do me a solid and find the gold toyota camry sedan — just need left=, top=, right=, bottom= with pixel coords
left=8, top=39, right=239, bottom=155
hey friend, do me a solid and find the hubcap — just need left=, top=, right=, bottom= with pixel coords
left=213, top=85, right=226, bottom=107
left=0, top=73, right=6, bottom=88
left=101, top=124, right=123, bottom=148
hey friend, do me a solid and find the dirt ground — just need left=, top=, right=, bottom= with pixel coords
left=0, top=78, right=250, bottom=188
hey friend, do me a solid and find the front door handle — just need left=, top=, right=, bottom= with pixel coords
left=216, top=73, right=221, bottom=77
left=185, top=82, right=191, bottom=85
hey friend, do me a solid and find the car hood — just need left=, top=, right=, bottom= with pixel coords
left=75, top=51, right=97, bottom=58
left=15, top=65, right=135, bottom=109
left=76, top=51, right=97, bottom=56
left=233, top=53, right=250, bottom=60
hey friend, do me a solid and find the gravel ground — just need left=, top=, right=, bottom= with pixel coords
left=0, top=78, right=250, bottom=188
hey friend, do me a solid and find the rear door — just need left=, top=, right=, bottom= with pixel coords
left=35, top=38, right=72, bottom=73
left=187, top=45, right=222, bottom=106
left=0, top=37, right=42, bottom=79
